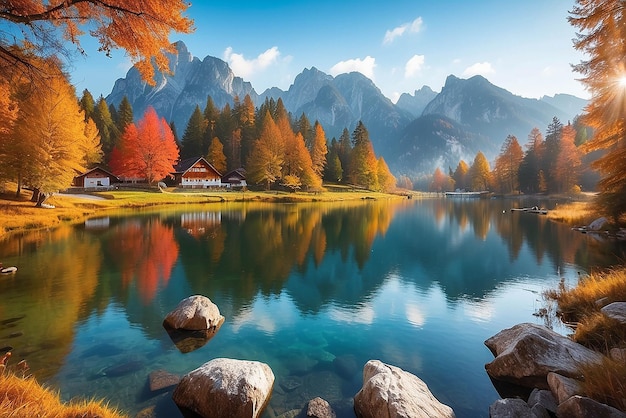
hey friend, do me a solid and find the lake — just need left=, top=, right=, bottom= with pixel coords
left=0, top=197, right=624, bottom=417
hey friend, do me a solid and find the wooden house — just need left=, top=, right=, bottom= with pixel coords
left=73, top=167, right=119, bottom=188
left=173, top=157, right=222, bottom=188
left=221, top=168, right=247, bottom=188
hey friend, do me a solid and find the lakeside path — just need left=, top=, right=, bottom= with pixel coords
left=0, top=187, right=415, bottom=241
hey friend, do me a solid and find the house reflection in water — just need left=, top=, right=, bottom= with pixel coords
left=181, top=212, right=222, bottom=238
left=84, top=217, right=110, bottom=229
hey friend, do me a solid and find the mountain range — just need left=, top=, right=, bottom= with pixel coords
left=106, top=41, right=587, bottom=177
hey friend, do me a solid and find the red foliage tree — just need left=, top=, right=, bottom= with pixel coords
left=110, top=107, right=179, bottom=184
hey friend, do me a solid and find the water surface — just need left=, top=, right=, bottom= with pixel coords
left=0, top=197, right=623, bottom=417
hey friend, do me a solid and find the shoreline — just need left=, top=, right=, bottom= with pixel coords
left=0, top=187, right=416, bottom=241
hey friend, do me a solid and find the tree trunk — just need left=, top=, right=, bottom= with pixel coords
left=31, top=188, right=40, bottom=203
left=15, top=173, right=21, bottom=197
left=35, top=192, right=49, bottom=208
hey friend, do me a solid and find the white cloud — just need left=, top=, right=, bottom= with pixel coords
left=329, top=56, right=376, bottom=80
left=462, top=62, right=495, bottom=78
left=404, top=54, right=425, bottom=78
left=222, top=46, right=281, bottom=78
left=383, top=17, right=423, bottom=45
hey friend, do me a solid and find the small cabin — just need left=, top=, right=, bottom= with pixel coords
left=173, top=157, right=222, bottom=188
left=73, top=167, right=119, bottom=188
left=221, top=168, right=247, bottom=188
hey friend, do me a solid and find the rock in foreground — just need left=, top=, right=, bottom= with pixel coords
left=353, top=359, right=455, bottom=418
left=172, top=358, right=274, bottom=418
left=163, top=295, right=224, bottom=331
left=484, top=323, right=603, bottom=389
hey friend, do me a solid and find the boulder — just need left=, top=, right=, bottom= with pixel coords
left=527, top=389, right=557, bottom=415
left=172, top=358, right=274, bottom=418
left=547, top=372, right=583, bottom=404
left=601, top=302, right=626, bottom=324
left=163, top=295, right=224, bottom=331
left=353, top=359, right=455, bottom=418
left=556, top=395, right=626, bottom=418
left=148, top=369, right=180, bottom=392
left=488, top=398, right=532, bottom=417
left=484, top=323, right=603, bottom=389
left=307, top=397, right=336, bottom=418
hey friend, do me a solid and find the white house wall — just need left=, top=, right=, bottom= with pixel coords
left=84, top=177, right=110, bottom=187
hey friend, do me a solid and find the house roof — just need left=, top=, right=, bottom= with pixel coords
left=75, top=166, right=119, bottom=180
left=173, top=156, right=222, bottom=176
left=221, top=168, right=246, bottom=180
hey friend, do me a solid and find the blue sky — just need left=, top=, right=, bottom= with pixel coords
left=70, top=1, right=588, bottom=102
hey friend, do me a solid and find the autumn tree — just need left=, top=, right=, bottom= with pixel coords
left=570, top=0, right=626, bottom=220
left=470, top=151, right=491, bottom=191
left=310, top=121, right=328, bottom=179
left=0, top=1, right=193, bottom=86
left=377, top=157, right=396, bottom=192
left=180, top=105, right=206, bottom=159
left=247, top=111, right=285, bottom=189
left=79, top=89, right=95, bottom=122
left=452, top=160, right=470, bottom=191
left=1, top=64, right=101, bottom=205
left=349, top=121, right=378, bottom=190
left=278, top=111, right=319, bottom=190
left=207, top=137, right=227, bottom=174
left=430, top=168, right=451, bottom=193
left=110, top=107, right=179, bottom=185
left=555, top=123, right=582, bottom=193
left=0, top=80, right=22, bottom=191
left=493, top=135, right=523, bottom=194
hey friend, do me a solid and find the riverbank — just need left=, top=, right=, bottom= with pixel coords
left=0, top=185, right=415, bottom=241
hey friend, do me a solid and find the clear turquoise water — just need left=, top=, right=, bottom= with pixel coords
left=0, top=197, right=623, bottom=417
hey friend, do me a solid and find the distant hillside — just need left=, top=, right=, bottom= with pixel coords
left=106, top=41, right=587, bottom=177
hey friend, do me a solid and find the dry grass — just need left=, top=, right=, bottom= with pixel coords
left=547, top=200, right=599, bottom=226
left=0, top=372, right=126, bottom=418
left=573, top=312, right=626, bottom=353
left=545, top=268, right=626, bottom=324
left=579, top=357, right=626, bottom=412
left=545, top=267, right=626, bottom=411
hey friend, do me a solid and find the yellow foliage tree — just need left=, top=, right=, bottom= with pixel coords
left=470, top=151, right=492, bottom=191
left=207, top=137, right=227, bottom=174
left=570, top=0, right=626, bottom=220
left=247, top=112, right=285, bottom=189
left=2, top=63, right=101, bottom=205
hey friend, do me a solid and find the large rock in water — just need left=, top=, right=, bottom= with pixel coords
left=172, top=358, right=274, bottom=418
left=163, top=295, right=224, bottom=331
left=353, top=360, right=455, bottom=418
left=485, top=323, right=604, bottom=389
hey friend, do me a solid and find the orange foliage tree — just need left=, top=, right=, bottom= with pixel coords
left=110, top=107, right=179, bottom=184
left=0, top=1, right=193, bottom=85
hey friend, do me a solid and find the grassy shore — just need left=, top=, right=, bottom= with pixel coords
left=545, top=268, right=626, bottom=411
left=0, top=371, right=125, bottom=418
left=0, top=184, right=413, bottom=240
